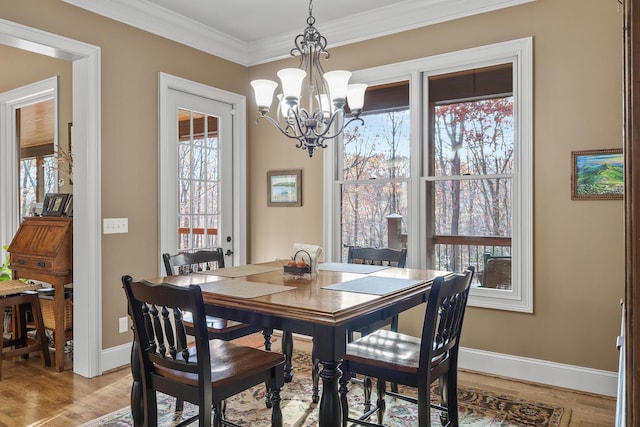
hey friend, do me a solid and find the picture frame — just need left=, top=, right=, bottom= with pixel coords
left=41, top=193, right=71, bottom=216
left=267, top=169, right=302, bottom=207
left=571, top=148, right=624, bottom=200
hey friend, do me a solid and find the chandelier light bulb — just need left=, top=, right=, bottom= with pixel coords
left=251, top=79, right=278, bottom=113
left=277, top=68, right=307, bottom=105
left=347, top=83, right=368, bottom=113
left=324, top=70, right=352, bottom=108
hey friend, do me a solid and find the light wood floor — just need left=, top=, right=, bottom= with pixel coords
left=0, top=336, right=615, bottom=426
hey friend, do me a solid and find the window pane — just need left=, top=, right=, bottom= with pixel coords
left=341, top=181, right=408, bottom=256
left=177, top=108, right=220, bottom=252
left=431, top=178, right=512, bottom=237
left=343, top=109, right=410, bottom=181
left=432, top=97, right=514, bottom=177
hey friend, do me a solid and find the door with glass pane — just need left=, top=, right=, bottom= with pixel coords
left=165, top=90, right=234, bottom=264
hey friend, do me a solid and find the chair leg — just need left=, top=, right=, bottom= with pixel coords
left=213, top=402, right=223, bottom=427
left=175, top=398, right=184, bottom=416
left=339, top=367, right=350, bottom=427
left=282, top=331, right=294, bottom=382
left=312, top=357, right=320, bottom=403
left=269, top=386, right=283, bottom=427
left=376, top=379, right=387, bottom=425
left=262, top=328, right=273, bottom=351
left=363, top=375, right=372, bottom=412
left=418, top=382, right=431, bottom=427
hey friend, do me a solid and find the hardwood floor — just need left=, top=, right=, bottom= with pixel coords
left=0, top=336, right=615, bottom=426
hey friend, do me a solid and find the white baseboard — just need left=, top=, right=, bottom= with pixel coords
left=99, top=340, right=618, bottom=397
left=101, top=342, right=131, bottom=373
left=459, top=346, right=618, bottom=397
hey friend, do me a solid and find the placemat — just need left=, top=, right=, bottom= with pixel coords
left=194, top=264, right=282, bottom=278
left=197, top=279, right=294, bottom=298
left=322, top=276, right=424, bottom=296
left=318, top=262, right=390, bottom=274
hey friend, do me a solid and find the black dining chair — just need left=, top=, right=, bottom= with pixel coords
left=122, top=275, right=285, bottom=427
left=339, top=266, right=474, bottom=427
left=162, top=249, right=271, bottom=345
left=163, top=249, right=276, bottom=412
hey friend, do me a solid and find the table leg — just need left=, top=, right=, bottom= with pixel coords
left=318, top=360, right=342, bottom=427
left=53, top=284, right=65, bottom=372
left=130, top=341, right=143, bottom=427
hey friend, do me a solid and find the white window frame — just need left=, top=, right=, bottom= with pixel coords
left=324, top=37, right=532, bottom=312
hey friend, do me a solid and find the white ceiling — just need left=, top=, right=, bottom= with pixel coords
left=62, top=0, right=534, bottom=66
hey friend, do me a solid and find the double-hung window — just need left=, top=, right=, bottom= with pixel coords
left=326, top=38, right=532, bottom=312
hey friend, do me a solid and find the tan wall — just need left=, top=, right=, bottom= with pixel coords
left=248, top=0, right=624, bottom=372
left=0, top=0, right=624, bottom=372
left=0, top=44, right=73, bottom=185
left=1, top=0, right=248, bottom=349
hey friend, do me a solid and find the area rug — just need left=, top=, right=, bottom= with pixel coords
left=82, top=352, right=571, bottom=427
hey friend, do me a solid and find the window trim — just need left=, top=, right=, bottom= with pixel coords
left=324, top=37, right=533, bottom=312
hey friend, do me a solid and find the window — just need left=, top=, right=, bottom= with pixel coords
left=339, top=82, right=410, bottom=260
left=177, top=109, right=220, bottom=252
left=426, top=65, right=514, bottom=290
left=326, top=38, right=532, bottom=312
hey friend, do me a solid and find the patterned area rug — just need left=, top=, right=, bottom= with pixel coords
left=82, top=352, right=571, bottom=427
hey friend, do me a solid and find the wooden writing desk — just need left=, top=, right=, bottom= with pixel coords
left=134, top=262, right=446, bottom=426
left=8, top=217, right=73, bottom=372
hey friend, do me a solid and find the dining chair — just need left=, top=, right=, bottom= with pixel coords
left=339, top=266, right=474, bottom=427
left=163, top=250, right=274, bottom=413
left=347, top=247, right=407, bottom=335
left=162, top=250, right=270, bottom=345
left=122, top=275, right=285, bottom=427
left=310, top=247, right=408, bottom=402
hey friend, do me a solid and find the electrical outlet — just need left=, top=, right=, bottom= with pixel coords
left=119, top=316, right=129, bottom=333
left=104, top=218, right=129, bottom=234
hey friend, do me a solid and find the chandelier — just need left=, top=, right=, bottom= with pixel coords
left=250, top=0, right=367, bottom=157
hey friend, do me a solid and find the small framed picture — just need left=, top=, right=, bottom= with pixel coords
left=571, top=149, right=624, bottom=200
left=42, top=193, right=71, bottom=216
left=267, top=169, right=302, bottom=207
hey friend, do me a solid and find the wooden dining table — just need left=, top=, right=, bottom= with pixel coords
left=132, top=261, right=448, bottom=426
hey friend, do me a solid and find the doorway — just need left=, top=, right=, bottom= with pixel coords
left=0, top=18, right=101, bottom=378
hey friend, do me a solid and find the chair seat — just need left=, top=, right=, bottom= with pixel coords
left=345, top=329, right=446, bottom=376
left=155, top=339, right=285, bottom=387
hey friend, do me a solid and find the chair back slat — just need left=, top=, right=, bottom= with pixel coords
left=163, top=249, right=225, bottom=276
left=347, top=247, right=407, bottom=268
left=420, top=267, right=474, bottom=369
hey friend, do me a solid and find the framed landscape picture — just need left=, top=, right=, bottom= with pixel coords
left=267, top=169, right=302, bottom=207
left=571, top=149, right=623, bottom=200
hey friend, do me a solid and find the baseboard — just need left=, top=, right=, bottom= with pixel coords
left=459, top=346, right=618, bottom=397
left=99, top=339, right=618, bottom=397
left=101, top=342, right=131, bottom=373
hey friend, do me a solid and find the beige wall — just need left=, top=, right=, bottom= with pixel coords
left=248, top=0, right=624, bottom=372
left=0, top=0, right=624, bottom=372
left=1, top=0, right=248, bottom=350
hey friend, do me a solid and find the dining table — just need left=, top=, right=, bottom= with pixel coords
left=130, top=260, right=448, bottom=426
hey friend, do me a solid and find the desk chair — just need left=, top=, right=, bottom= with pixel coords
left=339, top=266, right=474, bottom=427
left=0, top=280, right=51, bottom=380
left=122, top=275, right=285, bottom=427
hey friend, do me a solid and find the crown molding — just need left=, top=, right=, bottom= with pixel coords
left=63, top=0, right=535, bottom=67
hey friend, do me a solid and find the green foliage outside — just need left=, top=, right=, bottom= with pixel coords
left=0, top=245, right=11, bottom=281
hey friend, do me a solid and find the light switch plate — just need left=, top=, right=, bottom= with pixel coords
left=104, top=218, right=128, bottom=234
